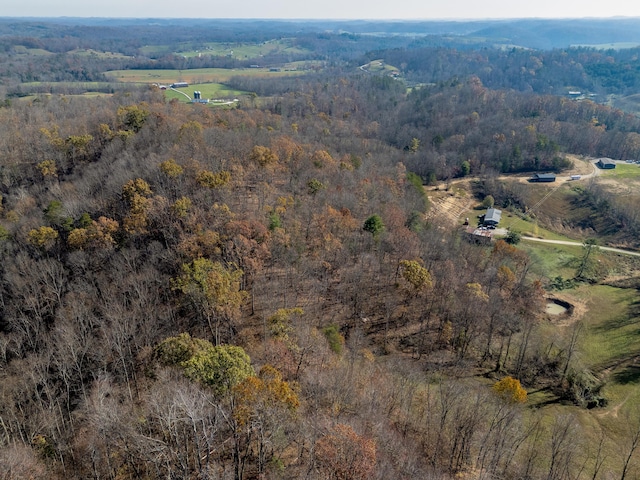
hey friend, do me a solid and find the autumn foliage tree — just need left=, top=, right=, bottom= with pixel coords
left=492, top=376, right=528, bottom=404
left=155, top=333, right=254, bottom=395
left=232, top=365, right=300, bottom=477
left=315, top=423, right=377, bottom=480
left=172, top=258, right=246, bottom=343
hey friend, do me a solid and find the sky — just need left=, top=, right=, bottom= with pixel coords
left=4, top=0, right=640, bottom=20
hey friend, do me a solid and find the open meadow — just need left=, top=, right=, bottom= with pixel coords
left=105, top=66, right=307, bottom=84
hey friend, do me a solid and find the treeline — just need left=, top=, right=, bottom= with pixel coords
left=246, top=73, right=640, bottom=178
left=8, top=20, right=640, bottom=105
left=374, top=45, right=640, bottom=95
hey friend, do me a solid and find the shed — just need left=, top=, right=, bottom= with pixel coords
left=464, top=226, right=493, bottom=245
left=596, top=158, right=616, bottom=169
left=529, top=173, right=556, bottom=182
left=484, top=208, right=502, bottom=226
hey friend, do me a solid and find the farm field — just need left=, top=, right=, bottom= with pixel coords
left=164, top=83, right=247, bottom=103
left=139, top=38, right=310, bottom=59
left=180, top=39, right=310, bottom=58
left=599, top=162, right=640, bottom=180
left=105, top=67, right=307, bottom=84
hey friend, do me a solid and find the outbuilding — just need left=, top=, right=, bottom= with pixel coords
left=529, top=173, right=556, bottom=182
left=596, top=158, right=616, bottom=169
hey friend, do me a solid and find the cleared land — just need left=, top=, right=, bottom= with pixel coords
left=427, top=159, right=640, bottom=427
left=139, top=38, right=310, bottom=59
left=105, top=67, right=307, bottom=84
left=165, top=83, right=246, bottom=103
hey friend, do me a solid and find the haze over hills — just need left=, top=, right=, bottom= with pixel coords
left=3, top=17, right=640, bottom=49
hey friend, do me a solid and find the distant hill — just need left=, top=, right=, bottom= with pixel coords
left=3, top=17, right=640, bottom=50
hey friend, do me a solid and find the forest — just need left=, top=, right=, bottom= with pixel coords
left=3, top=17, right=640, bottom=480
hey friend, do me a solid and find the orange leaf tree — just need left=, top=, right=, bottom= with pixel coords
left=492, top=376, right=527, bottom=404
left=315, top=423, right=377, bottom=480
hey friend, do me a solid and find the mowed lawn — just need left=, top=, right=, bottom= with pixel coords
left=600, top=163, right=640, bottom=180
left=105, top=67, right=306, bottom=84
left=164, top=83, right=246, bottom=102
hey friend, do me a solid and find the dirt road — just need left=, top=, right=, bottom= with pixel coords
left=521, top=236, right=640, bottom=257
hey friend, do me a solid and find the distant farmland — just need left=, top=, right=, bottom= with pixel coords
left=105, top=67, right=306, bottom=85
left=164, top=83, right=247, bottom=103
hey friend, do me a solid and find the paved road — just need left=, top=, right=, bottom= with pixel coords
left=521, top=236, right=640, bottom=257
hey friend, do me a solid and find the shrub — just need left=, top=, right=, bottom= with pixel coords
left=322, top=325, right=344, bottom=354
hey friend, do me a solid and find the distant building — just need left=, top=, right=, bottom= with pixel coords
left=529, top=173, right=556, bottom=182
left=596, top=158, right=616, bottom=169
left=192, top=91, right=209, bottom=104
left=170, top=82, right=188, bottom=88
left=483, top=208, right=502, bottom=226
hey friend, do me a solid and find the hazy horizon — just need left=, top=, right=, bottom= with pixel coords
left=3, top=0, right=640, bottom=21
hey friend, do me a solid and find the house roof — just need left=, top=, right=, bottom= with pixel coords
left=485, top=208, right=502, bottom=224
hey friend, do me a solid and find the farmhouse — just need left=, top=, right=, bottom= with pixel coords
left=529, top=173, right=556, bottom=182
left=483, top=208, right=502, bottom=226
left=596, top=158, right=616, bottom=169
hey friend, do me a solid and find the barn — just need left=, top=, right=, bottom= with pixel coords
left=529, top=173, right=556, bottom=182
left=596, top=158, right=616, bottom=169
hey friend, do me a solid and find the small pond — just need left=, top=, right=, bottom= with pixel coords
left=546, top=298, right=573, bottom=316
left=546, top=302, right=568, bottom=315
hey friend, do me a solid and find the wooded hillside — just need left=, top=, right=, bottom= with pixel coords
left=4, top=18, right=640, bottom=479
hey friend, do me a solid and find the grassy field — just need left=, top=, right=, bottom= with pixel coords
left=12, top=46, right=54, bottom=56
left=68, top=48, right=132, bottom=59
left=600, top=163, right=640, bottom=180
left=611, top=93, right=640, bottom=116
left=360, top=59, right=400, bottom=73
left=164, top=83, right=247, bottom=103
left=140, top=39, right=310, bottom=59
left=105, top=67, right=307, bottom=84
left=519, top=240, right=582, bottom=279
left=179, top=39, right=309, bottom=59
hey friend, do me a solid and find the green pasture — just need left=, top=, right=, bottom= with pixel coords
left=573, top=284, right=640, bottom=368
left=361, top=59, right=399, bottom=73
left=519, top=241, right=582, bottom=279
left=502, top=210, right=578, bottom=242
left=69, top=48, right=132, bottom=59
left=105, top=67, right=306, bottom=84
left=600, top=163, right=640, bottom=180
left=520, top=236, right=640, bottom=404
left=179, top=39, right=309, bottom=59
left=12, top=46, right=53, bottom=56
left=164, top=83, right=247, bottom=103
left=21, top=81, right=118, bottom=89
left=139, top=39, right=310, bottom=59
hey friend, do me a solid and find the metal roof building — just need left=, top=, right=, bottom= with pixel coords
left=484, top=208, right=502, bottom=226
left=529, top=173, right=556, bottom=182
left=596, top=158, right=616, bottom=169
